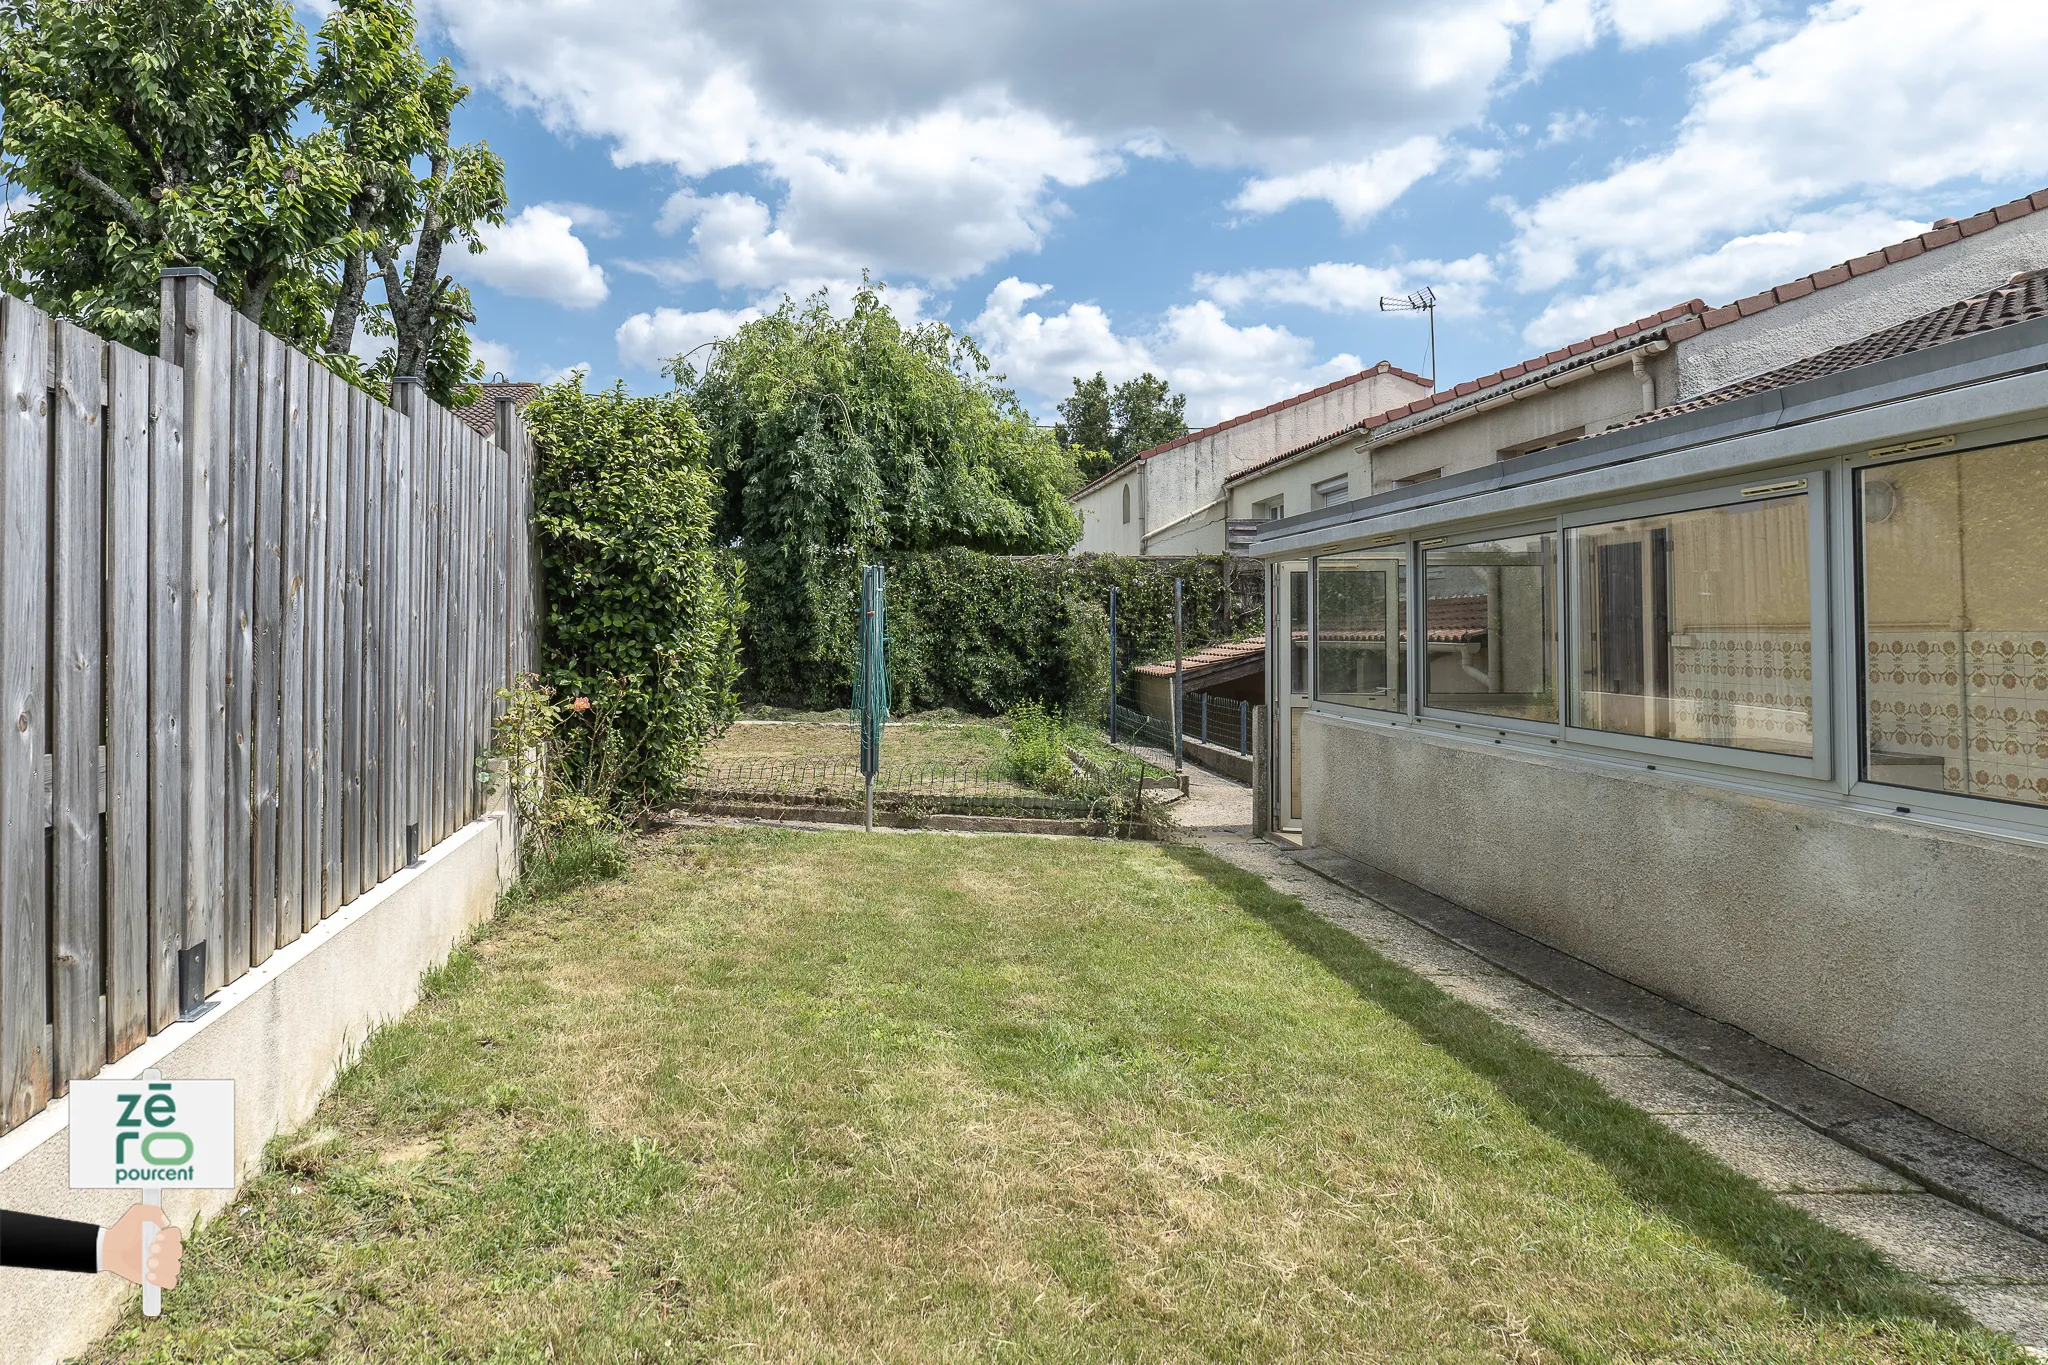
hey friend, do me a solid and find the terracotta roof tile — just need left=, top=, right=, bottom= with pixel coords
left=1621, top=269, right=2048, bottom=432
left=1132, top=635, right=1267, bottom=678
left=456, top=381, right=542, bottom=437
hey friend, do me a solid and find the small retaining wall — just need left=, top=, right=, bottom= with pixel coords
left=1300, top=712, right=2048, bottom=1170
left=0, top=807, right=515, bottom=1365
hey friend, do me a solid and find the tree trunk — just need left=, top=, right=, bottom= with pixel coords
left=325, top=247, right=369, bottom=356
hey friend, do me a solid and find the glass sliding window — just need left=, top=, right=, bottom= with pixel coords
left=1314, top=553, right=1407, bottom=712
left=1860, top=438, right=2048, bottom=809
left=1568, top=493, right=1813, bottom=757
left=1425, top=533, right=1558, bottom=722
left=1287, top=565, right=1310, bottom=695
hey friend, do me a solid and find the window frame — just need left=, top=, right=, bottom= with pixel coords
left=1311, top=474, right=1352, bottom=509
left=1417, top=520, right=1565, bottom=738
left=1846, top=437, right=2048, bottom=821
left=1310, top=545, right=1412, bottom=716
left=1556, top=468, right=1836, bottom=781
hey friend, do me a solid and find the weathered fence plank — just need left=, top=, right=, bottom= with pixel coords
left=323, top=371, right=348, bottom=916
left=364, top=401, right=387, bottom=882
left=223, top=313, right=259, bottom=983
left=50, top=320, right=104, bottom=1093
left=300, top=367, right=330, bottom=936
left=0, top=296, right=52, bottom=1126
left=145, top=357, right=185, bottom=1027
left=105, top=345, right=152, bottom=1058
left=276, top=347, right=307, bottom=947
left=251, top=334, right=285, bottom=961
left=342, top=388, right=367, bottom=899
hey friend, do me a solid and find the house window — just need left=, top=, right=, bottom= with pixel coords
left=1860, top=437, right=2048, bottom=808
left=1255, top=496, right=1285, bottom=521
left=1121, top=483, right=1131, bottom=524
left=1311, top=475, right=1350, bottom=509
left=1567, top=492, right=1813, bottom=757
left=1425, top=533, right=1558, bottom=723
left=1314, top=553, right=1407, bottom=712
left=1497, top=427, right=1585, bottom=461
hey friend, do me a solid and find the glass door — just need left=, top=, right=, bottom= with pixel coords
left=1276, top=560, right=1310, bottom=830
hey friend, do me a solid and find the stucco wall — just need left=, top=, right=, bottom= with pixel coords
left=1676, top=212, right=2048, bottom=398
left=1230, top=355, right=1676, bottom=514
left=1299, top=712, right=2048, bottom=1168
left=0, top=806, right=515, bottom=1365
left=1072, top=471, right=1145, bottom=554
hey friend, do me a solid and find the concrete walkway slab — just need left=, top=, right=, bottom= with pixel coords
left=1664, top=1113, right=1922, bottom=1194
left=1176, top=805, right=2048, bottom=1356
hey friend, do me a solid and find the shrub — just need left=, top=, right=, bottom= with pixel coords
left=525, top=375, right=744, bottom=802
left=1002, top=700, right=1072, bottom=790
left=483, top=674, right=631, bottom=898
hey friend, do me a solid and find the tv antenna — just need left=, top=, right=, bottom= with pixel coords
left=1378, top=286, right=1437, bottom=389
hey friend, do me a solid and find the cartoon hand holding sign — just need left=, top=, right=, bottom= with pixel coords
left=64, top=1068, right=234, bottom=1315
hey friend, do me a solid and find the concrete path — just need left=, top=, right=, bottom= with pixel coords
left=1111, top=746, right=2048, bottom=1354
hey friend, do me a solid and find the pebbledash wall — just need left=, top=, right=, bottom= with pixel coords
left=1256, top=310, right=2048, bottom=1170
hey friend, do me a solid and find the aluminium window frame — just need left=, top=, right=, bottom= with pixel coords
left=1309, top=544, right=1412, bottom=716
left=1556, top=466, right=1836, bottom=782
left=1417, top=519, right=1565, bottom=738
left=1841, top=434, right=2048, bottom=826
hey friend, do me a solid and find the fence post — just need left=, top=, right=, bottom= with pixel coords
left=391, top=377, right=427, bottom=863
left=1239, top=699, right=1249, bottom=755
left=159, top=267, right=227, bottom=1005
left=1251, top=703, right=1270, bottom=839
left=1106, top=586, right=1118, bottom=743
left=1172, top=578, right=1184, bottom=772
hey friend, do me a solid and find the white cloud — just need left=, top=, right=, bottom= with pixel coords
left=971, top=279, right=1361, bottom=425
left=1230, top=136, right=1446, bottom=227
left=416, top=0, right=1557, bottom=285
left=537, top=201, right=621, bottom=236
left=464, top=205, right=609, bottom=307
left=1520, top=209, right=1925, bottom=345
left=1198, top=254, right=1495, bottom=317
left=1541, top=109, right=1598, bottom=145
left=615, top=306, right=764, bottom=370
left=1525, top=0, right=1738, bottom=67
left=472, top=338, right=520, bottom=378
left=541, top=361, right=593, bottom=385
left=1509, top=0, right=2048, bottom=293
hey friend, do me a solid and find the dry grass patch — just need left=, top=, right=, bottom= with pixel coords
left=76, top=828, right=2029, bottom=1364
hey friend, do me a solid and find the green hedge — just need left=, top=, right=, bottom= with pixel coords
left=739, top=549, right=1263, bottom=717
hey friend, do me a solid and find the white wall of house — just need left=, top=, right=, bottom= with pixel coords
left=1229, top=349, right=1678, bottom=513
left=1070, top=365, right=1429, bottom=555
left=1675, top=210, right=2048, bottom=397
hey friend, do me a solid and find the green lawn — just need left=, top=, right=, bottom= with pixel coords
left=78, top=829, right=2024, bottom=1363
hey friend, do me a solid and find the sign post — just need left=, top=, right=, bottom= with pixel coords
left=69, top=1069, right=235, bottom=1316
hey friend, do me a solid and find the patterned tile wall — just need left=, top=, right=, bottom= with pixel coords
left=1867, top=632, right=2048, bottom=806
left=1669, top=629, right=1815, bottom=749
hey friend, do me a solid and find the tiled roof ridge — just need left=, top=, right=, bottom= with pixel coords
left=1225, top=301, right=1703, bottom=486
left=1069, top=360, right=1430, bottom=499
left=456, top=381, right=543, bottom=437
left=1131, top=634, right=1267, bottom=677
left=1664, top=188, right=2048, bottom=344
left=1621, top=267, right=2048, bottom=430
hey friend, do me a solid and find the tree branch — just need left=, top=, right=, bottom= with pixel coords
left=65, top=162, right=155, bottom=240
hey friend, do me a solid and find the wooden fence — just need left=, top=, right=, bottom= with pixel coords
left=0, top=269, right=535, bottom=1135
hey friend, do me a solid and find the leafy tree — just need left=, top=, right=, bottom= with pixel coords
left=678, top=281, right=1080, bottom=702
left=316, top=0, right=504, bottom=406
left=524, top=375, right=744, bottom=802
left=1054, top=370, right=1189, bottom=481
left=0, top=0, right=501, bottom=402
left=0, top=0, right=354, bottom=348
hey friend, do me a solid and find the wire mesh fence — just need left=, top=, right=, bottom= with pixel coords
left=678, top=721, right=1176, bottom=831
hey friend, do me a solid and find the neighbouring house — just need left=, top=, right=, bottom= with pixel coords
left=1230, top=189, right=2048, bottom=516
left=457, top=380, right=542, bottom=438
left=1253, top=264, right=2048, bottom=1172
left=1069, top=364, right=1433, bottom=556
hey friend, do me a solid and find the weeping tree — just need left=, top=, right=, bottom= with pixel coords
left=678, top=280, right=1081, bottom=704
left=0, top=0, right=501, bottom=403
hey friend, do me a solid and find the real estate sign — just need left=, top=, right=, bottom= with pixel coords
left=68, top=1078, right=235, bottom=1190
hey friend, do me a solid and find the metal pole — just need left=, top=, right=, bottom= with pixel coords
left=865, top=776, right=874, bottom=834
left=1107, top=586, right=1119, bottom=742
left=1240, top=699, right=1249, bottom=755
left=1172, top=578, right=1184, bottom=772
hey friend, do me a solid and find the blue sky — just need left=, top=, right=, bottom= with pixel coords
left=400, top=0, right=2048, bottom=425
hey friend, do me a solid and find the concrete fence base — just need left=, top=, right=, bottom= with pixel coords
left=0, top=806, right=516, bottom=1365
